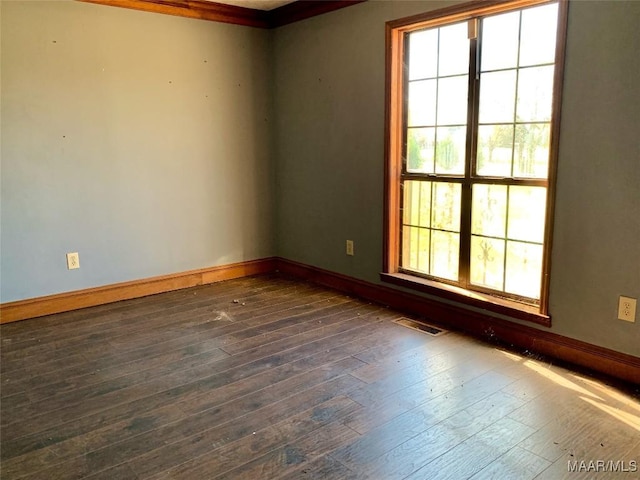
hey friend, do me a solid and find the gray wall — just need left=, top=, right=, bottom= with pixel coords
left=2, top=0, right=638, bottom=356
left=273, top=1, right=640, bottom=356
left=1, top=1, right=274, bottom=302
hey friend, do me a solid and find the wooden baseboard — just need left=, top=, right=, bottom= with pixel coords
left=3, top=255, right=637, bottom=384
left=0, top=258, right=276, bottom=324
left=276, top=258, right=640, bottom=385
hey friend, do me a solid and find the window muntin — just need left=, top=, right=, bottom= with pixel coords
left=394, top=1, right=564, bottom=309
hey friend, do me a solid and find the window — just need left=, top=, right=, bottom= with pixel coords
left=383, top=0, right=568, bottom=325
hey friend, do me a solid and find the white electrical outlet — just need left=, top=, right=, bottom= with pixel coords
left=618, top=296, right=636, bottom=322
left=346, top=240, right=354, bottom=256
left=66, top=252, right=80, bottom=270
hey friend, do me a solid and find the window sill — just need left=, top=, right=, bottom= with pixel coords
left=380, top=272, right=551, bottom=327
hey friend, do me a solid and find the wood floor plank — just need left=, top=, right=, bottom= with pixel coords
left=469, top=446, right=551, bottom=480
left=513, top=377, right=640, bottom=464
left=163, top=321, right=402, bottom=420
left=2, top=347, right=231, bottom=434
left=279, top=455, right=359, bottom=480
left=2, top=274, right=638, bottom=480
left=0, top=276, right=287, bottom=351
left=349, top=390, right=527, bottom=480
left=331, top=404, right=443, bottom=471
left=349, top=332, right=473, bottom=383
left=0, top=278, right=315, bottom=375
left=1, top=315, right=400, bottom=460
left=532, top=436, right=640, bottom=480
left=84, top=463, right=140, bottom=480
left=6, top=327, right=238, bottom=404
left=219, top=300, right=360, bottom=355
left=2, top=307, right=378, bottom=439
left=2, top=394, right=190, bottom=460
left=352, top=328, right=435, bottom=365
left=346, top=345, right=505, bottom=409
left=19, top=375, right=365, bottom=480
left=344, top=367, right=515, bottom=435
left=38, top=404, right=185, bottom=467
left=3, top=347, right=230, bottom=422
left=211, top=421, right=360, bottom=480
left=0, top=286, right=297, bottom=383
left=137, top=395, right=360, bottom=479
left=4, top=293, right=346, bottom=406
left=0, top=445, right=61, bottom=480
left=1, top=324, right=239, bottom=403
left=402, top=417, right=536, bottom=480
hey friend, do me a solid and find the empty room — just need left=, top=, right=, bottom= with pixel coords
left=1, top=0, right=638, bottom=479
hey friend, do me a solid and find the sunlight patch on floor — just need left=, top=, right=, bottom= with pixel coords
left=580, top=396, right=640, bottom=432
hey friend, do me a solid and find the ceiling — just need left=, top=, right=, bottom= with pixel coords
left=207, top=0, right=296, bottom=11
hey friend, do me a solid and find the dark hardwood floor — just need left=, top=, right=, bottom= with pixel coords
left=1, top=274, right=638, bottom=479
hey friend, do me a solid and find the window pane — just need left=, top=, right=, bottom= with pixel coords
left=507, top=186, right=547, bottom=243
left=520, top=3, right=558, bottom=67
left=481, top=11, right=520, bottom=72
left=435, top=126, right=466, bottom=175
left=402, top=226, right=419, bottom=270
left=505, top=241, right=543, bottom=298
left=472, top=184, right=507, bottom=237
left=408, top=79, right=437, bottom=127
left=438, top=22, right=470, bottom=77
left=513, top=123, right=550, bottom=178
left=409, top=29, right=438, bottom=80
left=417, top=181, right=432, bottom=227
left=432, top=182, right=461, bottom=232
left=403, top=181, right=418, bottom=226
left=403, top=180, right=432, bottom=227
left=476, top=124, right=514, bottom=177
left=470, top=236, right=505, bottom=290
left=516, top=66, right=554, bottom=122
left=417, top=228, right=430, bottom=273
left=431, top=231, right=459, bottom=281
left=437, top=75, right=468, bottom=126
left=479, top=70, right=517, bottom=124
left=407, top=128, right=435, bottom=173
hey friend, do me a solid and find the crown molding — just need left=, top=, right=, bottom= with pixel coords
left=269, top=0, right=366, bottom=27
left=79, top=0, right=269, bottom=27
left=77, top=0, right=366, bottom=28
